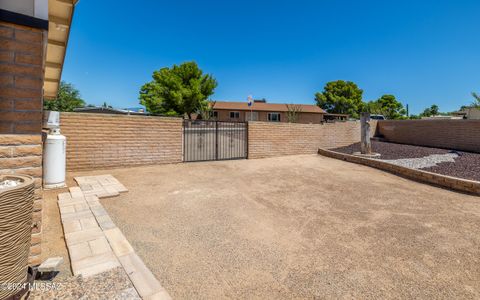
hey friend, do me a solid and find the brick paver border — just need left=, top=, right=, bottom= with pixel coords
left=58, top=175, right=171, bottom=299
left=318, top=148, right=480, bottom=196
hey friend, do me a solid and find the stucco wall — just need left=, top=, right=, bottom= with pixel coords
left=0, top=0, right=48, bottom=20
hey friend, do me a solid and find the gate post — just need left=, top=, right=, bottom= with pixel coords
left=182, top=119, right=186, bottom=162
left=215, top=121, right=219, bottom=160
left=245, top=122, right=249, bottom=159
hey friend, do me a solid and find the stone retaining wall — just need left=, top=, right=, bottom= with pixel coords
left=318, top=148, right=480, bottom=195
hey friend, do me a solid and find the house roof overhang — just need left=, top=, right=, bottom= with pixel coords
left=43, top=0, right=78, bottom=99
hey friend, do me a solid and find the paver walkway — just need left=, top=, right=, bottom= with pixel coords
left=57, top=175, right=171, bottom=300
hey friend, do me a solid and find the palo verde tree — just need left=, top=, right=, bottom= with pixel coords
left=139, top=61, right=217, bottom=118
left=315, top=80, right=364, bottom=118
left=43, top=81, right=85, bottom=112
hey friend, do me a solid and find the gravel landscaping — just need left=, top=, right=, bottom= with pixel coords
left=31, top=267, right=140, bottom=299
left=424, top=151, right=480, bottom=182
left=332, top=141, right=480, bottom=182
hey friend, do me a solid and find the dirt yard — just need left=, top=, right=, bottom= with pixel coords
left=70, top=155, right=480, bottom=299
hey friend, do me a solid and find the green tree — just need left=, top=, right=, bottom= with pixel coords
left=365, top=100, right=385, bottom=115
left=430, top=104, right=439, bottom=115
left=315, top=80, right=364, bottom=118
left=198, top=100, right=216, bottom=120
left=43, top=81, right=85, bottom=112
left=472, top=92, right=480, bottom=108
left=139, top=61, right=217, bottom=118
left=420, top=104, right=440, bottom=117
left=376, top=94, right=406, bottom=119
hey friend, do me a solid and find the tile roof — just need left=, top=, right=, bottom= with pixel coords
left=212, top=101, right=326, bottom=113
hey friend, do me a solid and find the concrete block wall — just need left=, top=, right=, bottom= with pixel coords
left=60, top=113, right=183, bottom=171
left=0, top=20, right=47, bottom=266
left=377, top=120, right=480, bottom=153
left=0, top=20, right=46, bottom=134
left=248, top=121, right=377, bottom=159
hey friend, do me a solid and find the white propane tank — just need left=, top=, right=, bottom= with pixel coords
left=43, top=128, right=67, bottom=189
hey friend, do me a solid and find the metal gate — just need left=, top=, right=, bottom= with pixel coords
left=183, top=120, right=248, bottom=162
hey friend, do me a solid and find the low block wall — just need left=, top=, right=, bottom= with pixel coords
left=377, top=120, right=480, bottom=153
left=318, top=148, right=480, bottom=195
left=248, top=121, right=377, bottom=159
left=61, top=113, right=183, bottom=171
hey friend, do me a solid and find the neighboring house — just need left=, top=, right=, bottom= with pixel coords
left=74, top=107, right=149, bottom=115
left=210, top=100, right=347, bottom=123
left=451, top=108, right=480, bottom=120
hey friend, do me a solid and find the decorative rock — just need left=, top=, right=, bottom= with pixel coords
left=383, top=153, right=458, bottom=169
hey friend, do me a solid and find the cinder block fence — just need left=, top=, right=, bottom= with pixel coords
left=61, top=113, right=377, bottom=170
left=248, top=121, right=377, bottom=159
left=377, top=120, right=480, bottom=153
left=60, top=113, right=183, bottom=171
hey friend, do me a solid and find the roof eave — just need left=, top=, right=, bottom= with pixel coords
left=43, top=0, right=77, bottom=100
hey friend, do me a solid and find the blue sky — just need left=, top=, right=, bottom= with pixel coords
left=62, top=0, right=480, bottom=114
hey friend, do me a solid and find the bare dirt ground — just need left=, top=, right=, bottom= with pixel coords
left=70, top=155, right=480, bottom=299
left=41, top=188, right=73, bottom=279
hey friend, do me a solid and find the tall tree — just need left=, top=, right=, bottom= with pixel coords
left=472, top=92, right=480, bottom=108
left=376, top=94, right=406, bottom=119
left=420, top=104, right=440, bottom=117
left=139, top=61, right=217, bottom=118
left=429, top=104, right=439, bottom=115
left=365, top=100, right=385, bottom=115
left=315, top=80, right=364, bottom=118
left=43, top=81, right=85, bottom=112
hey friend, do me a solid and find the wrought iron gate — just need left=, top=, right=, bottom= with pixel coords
left=183, top=120, right=248, bottom=162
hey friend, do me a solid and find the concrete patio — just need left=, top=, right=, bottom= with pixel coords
left=67, top=154, right=480, bottom=299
